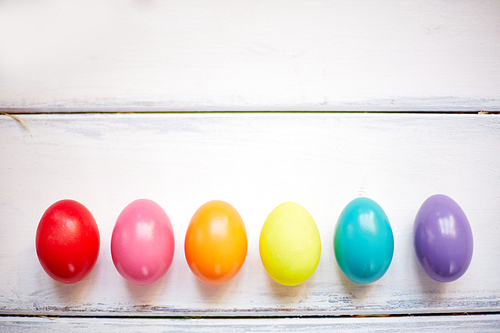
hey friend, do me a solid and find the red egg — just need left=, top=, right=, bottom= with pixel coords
left=35, top=200, right=100, bottom=284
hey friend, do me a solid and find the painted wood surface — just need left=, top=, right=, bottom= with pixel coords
left=1, top=0, right=499, bottom=112
left=1, top=315, right=500, bottom=332
left=0, top=113, right=499, bottom=318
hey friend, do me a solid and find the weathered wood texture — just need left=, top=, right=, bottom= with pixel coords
left=0, top=113, right=499, bottom=318
left=1, top=315, right=500, bottom=332
left=1, top=0, right=499, bottom=111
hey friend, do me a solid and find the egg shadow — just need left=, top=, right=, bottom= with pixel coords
left=334, top=264, right=375, bottom=301
left=190, top=244, right=256, bottom=305
left=193, top=277, right=234, bottom=305
left=412, top=251, right=447, bottom=302
left=328, top=245, right=374, bottom=301
left=265, top=273, right=309, bottom=305
left=52, top=264, right=98, bottom=303
left=124, top=266, right=173, bottom=303
left=191, top=260, right=252, bottom=307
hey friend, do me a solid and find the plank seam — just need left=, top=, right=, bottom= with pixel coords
left=1, top=311, right=500, bottom=320
left=0, top=110, right=499, bottom=115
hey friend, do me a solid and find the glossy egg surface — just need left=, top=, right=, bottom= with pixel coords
left=334, top=197, right=394, bottom=284
left=111, top=199, right=175, bottom=286
left=184, top=200, right=247, bottom=285
left=259, top=202, right=321, bottom=286
left=36, top=199, right=100, bottom=284
left=414, top=194, right=473, bottom=282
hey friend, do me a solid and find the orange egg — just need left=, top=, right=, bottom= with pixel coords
left=184, top=200, right=248, bottom=285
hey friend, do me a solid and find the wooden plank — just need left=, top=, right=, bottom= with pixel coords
left=0, top=113, right=499, bottom=317
left=0, top=0, right=499, bottom=112
left=1, top=315, right=500, bottom=332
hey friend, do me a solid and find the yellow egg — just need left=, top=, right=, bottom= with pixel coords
left=259, top=202, right=321, bottom=286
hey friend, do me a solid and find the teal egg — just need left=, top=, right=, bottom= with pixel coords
left=334, top=197, right=394, bottom=284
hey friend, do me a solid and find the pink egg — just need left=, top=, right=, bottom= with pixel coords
left=111, top=199, right=175, bottom=286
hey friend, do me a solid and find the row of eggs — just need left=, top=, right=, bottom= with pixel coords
left=35, top=195, right=473, bottom=287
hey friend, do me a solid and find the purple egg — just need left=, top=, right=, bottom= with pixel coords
left=414, top=194, right=473, bottom=282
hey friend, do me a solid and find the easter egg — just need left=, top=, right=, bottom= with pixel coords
left=259, top=202, right=321, bottom=286
left=414, top=194, right=473, bottom=282
left=36, top=199, right=100, bottom=284
left=334, top=197, right=394, bottom=284
left=111, top=199, right=175, bottom=286
left=184, top=200, right=247, bottom=285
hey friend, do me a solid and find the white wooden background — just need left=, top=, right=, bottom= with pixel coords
left=1, top=113, right=500, bottom=331
left=0, top=0, right=499, bottom=112
left=1, top=0, right=500, bottom=331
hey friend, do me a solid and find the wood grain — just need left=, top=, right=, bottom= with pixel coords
left=0, top=113, right=499, bottom=317
left=1, top=315, right=500, bottom=332
left=0, top=0, right=499, bottom=111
